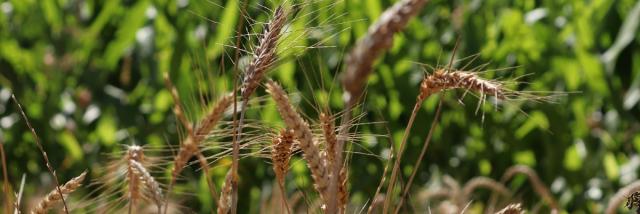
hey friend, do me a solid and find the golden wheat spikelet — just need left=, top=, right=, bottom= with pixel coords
left=31, top=171, right=87, bottom=214
left=265, top=79, right=329, bottom=200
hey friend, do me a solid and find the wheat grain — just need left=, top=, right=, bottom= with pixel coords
left=265, top=80, right=329, bottom=200
left=31, top=171, right=86, bottom=214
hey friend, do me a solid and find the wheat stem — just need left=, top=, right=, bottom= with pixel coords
left=12, top=95, right=69, bottom=214
left=394, top=98, right=443, bottom=214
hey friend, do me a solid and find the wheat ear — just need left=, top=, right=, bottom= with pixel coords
left=271, top=129, right=294, bottom=213
left=129, top=160, right=163, bottom=212
left=320, top=113, right=347, bottom=213
left=126, top=146, right=143, bottom=213
left=195, top=94, right=233, bottom=141
left=419, top=69, right=506, bottom=100
left=163, top=74, right=230, bottom=213
left=265, top=80, right=329, bottom=200
left=606, top=180, right=640, bottom=214
left=31, top=171, right=87, bottom=214
left=240, top=6, right=287, bottom=100
left=234, top=6, right=288, bottom=212
left=495, top=203, right=524, bottom=214
left=342, top=0, right=427, bottom=104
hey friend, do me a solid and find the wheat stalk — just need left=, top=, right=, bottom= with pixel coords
left=31, top=171, right=86, bottom=214
left=12, top=95, right=70, bottom=214
left=1, top=141, right=12, bottom=214
left=265, top=80, right=329, bottom=201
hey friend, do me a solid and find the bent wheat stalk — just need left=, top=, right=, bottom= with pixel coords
left=266, top=80, right=329, bottom=202
left=32, top=171, right=87, bottom=214
left=605, top=180, right=640, bottom=214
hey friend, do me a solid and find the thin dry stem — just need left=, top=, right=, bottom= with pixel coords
left=1, top=142, right=12, bottom=214
left=265, top=80, right=329, bottom=201
left=606, top=180, right=640, bottom=214
left=12, top=95, right=69, bottom=214
left=31, top=171, right=86, bottom=214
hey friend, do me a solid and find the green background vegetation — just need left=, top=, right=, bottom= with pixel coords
left=1, top=0, right=639, bottom=213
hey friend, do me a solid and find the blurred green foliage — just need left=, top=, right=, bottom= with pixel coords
left=1, top=0, right=640, bottom=213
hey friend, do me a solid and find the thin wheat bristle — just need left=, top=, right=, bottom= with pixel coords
left=419, top=69, right=506, bottom=101
left=272, top=129, right=294, bottom=185
left=495, top=203, right=524, bottom=214
left=130, top=160, right=164, bottom=211
left=265, top=80, right=329, bottom=199
left=162, top=73, right=193, bottom=134
left=343, top=0, right=427, bottom=103
left=241, top=6, right=288, bottom=100
left=31, top=171, right=87, bottom=214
